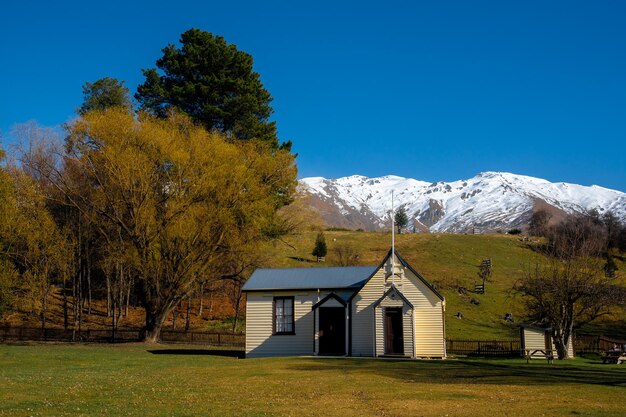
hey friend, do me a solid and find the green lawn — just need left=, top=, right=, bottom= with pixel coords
left=1, top=344, right=625, bottom=416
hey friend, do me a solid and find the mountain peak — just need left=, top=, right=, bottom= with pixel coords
left=300, top=172, right=626, bottom=233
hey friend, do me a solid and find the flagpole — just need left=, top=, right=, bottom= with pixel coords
left=391, top=190, right=395, bottom=287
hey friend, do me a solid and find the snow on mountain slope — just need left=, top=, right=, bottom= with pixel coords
left=299, top=172, right=626, bottom=233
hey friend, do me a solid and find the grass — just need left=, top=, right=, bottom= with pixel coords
left=1, top=343, right=626, bottom=416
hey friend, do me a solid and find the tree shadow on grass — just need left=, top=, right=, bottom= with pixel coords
left=287, top=256, right=316, bottom=263
left=289, top=358, right=626, bottom=387
left=148, top=349, right=244, bottom=358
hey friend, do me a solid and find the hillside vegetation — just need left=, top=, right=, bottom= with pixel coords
left=3, top=231, right=624, bottom=340
left=262, top=231, right=626, bottom=339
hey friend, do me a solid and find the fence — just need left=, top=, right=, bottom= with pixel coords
left=160, top=330, right=244, bottom=347
left=447, top=335, right=626, bottom=357
left=446, top=339, right=521, bottom=357
left=0, top=326, right=244, bottom=347
left=575, top=335, right=626, bottom=353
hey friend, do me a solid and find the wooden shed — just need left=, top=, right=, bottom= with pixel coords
left=520, top=324, right=575, bottom=359
left=242, top=248, right=446, bottom=359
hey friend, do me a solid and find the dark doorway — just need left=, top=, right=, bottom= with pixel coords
left=384, top=307, right=404, bottom=355
left=319, top=307, right=346, bottom=356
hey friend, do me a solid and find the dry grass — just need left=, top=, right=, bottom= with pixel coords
left=1, top=343, right=625, bottom=416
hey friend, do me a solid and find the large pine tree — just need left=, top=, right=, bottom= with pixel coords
left=136, top=29, right=283, bottom=149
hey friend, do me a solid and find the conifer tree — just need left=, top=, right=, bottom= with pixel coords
left=79, top=77, right=133, bottom=115
left=395, top=206, right=408, bottom=233
left=312, top=232, right=327, bottom=261
left=136, top=29, right=284, bottom=149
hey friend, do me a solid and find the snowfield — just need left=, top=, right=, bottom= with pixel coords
left=300, top=172, right=626, bottom=232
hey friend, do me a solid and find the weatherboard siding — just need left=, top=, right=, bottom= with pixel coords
left=351, top=268, right=386, bottom=356
left=403, top=307, right=415, bottom=357
left=401, top=267, right=446, bottom=357
left=245, top=291, right=329, bottom=358
left=522, top=327, right=574, bottom=359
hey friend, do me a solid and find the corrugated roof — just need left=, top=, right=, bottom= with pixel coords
left=242, top=266, right=378, bottom=291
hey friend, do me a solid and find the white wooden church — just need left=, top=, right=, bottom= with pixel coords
left=242, top=248, right=446, bottom=358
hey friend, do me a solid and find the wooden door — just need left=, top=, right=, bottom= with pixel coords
left=384, top=308, right=404, bottom=355
left=319, top=307, right=346, bottom=356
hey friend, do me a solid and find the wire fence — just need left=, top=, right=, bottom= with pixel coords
left=0, top=326, right=244, bottom=347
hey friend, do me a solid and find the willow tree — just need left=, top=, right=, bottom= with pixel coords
left=0, top=159, right=69, bottom=328
left=59, top=108, right=296, bottom=341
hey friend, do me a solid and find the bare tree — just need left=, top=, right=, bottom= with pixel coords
left=528, top=209, right=552, bottom=237
left=547, top=214, right=606, bottom=260
left=515, top=213, right=625, bottom=359
left=333, top=244, right=360, bottom=266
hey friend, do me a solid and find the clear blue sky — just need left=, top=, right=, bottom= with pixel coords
left=1, top=1, right=625, bottom=191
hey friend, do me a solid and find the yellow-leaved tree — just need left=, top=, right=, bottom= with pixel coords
left=0, top=148, right=69, bottom=327
left=56, top=108, right=296, bottom=341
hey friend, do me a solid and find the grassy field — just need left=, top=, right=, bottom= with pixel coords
left=263, top=231, right=626, bottom=339
left=1, top=343, right=625, bottom=416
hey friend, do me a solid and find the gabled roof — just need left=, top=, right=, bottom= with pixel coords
left=312, top=292, right=348, bottom=309
left=242, top=266, right=378, bottom=292
left=372, top=285, right=414, bottom=309
left=520, top=324, right=553, bottom=332
left=394, top=249, right=445, bottom=301
left=242, top=248, right=444, bottom=302
left=347, top=248, right=445, bottom=302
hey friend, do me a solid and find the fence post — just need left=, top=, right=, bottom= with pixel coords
left=218, top=333, right=221, bottom=346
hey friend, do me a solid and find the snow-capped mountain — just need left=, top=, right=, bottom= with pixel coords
left=299, top=172, right=626, bottom=233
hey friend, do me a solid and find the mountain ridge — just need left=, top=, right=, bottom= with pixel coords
left=299, top=172, right=626, bottom=233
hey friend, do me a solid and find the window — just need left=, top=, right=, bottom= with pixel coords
left=273, top=297, right=295, bottom=334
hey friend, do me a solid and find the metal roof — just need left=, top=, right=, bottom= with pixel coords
left=242, top=266, right=378, bottom=291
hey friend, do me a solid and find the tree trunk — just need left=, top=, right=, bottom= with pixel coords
left=185, top=297, right=191, bottom=332
left=106, top=273, right=112, bottom=317
left=232, top=283, right=243, bottom=333
left=144, top=306, right=174, bottom=343
left=63, top=279, right=68, bottom=330
left=117, top=266, right=123, bottom=325
left=172, top=308, right=178, bottom=330
left=198, top=282, right=204, bottom=316
left=87, top=255, right=92, bottom=316
left=40, top=282, right=48, bottom=331
left=125, top=277, right=132, bottom=317
left=553, top=330, right=567, bottom=360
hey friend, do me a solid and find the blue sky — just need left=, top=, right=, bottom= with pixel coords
left=1, top=1, right=625, bottom=191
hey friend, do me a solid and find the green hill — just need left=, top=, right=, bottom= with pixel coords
left=261, top=231, right=626, bottom=340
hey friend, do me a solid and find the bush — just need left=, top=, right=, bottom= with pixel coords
left=508, top=228, right=522, bottom=235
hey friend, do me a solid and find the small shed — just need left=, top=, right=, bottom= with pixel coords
left=520, top=324, right=574, bottom=359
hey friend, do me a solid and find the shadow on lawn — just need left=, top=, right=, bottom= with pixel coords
left=148, top=349, right=244, bottom=358
left=290, top=359, right=626, bottom=387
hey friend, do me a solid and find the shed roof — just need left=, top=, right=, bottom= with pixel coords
left=242, top=266, right=378, bottom=291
